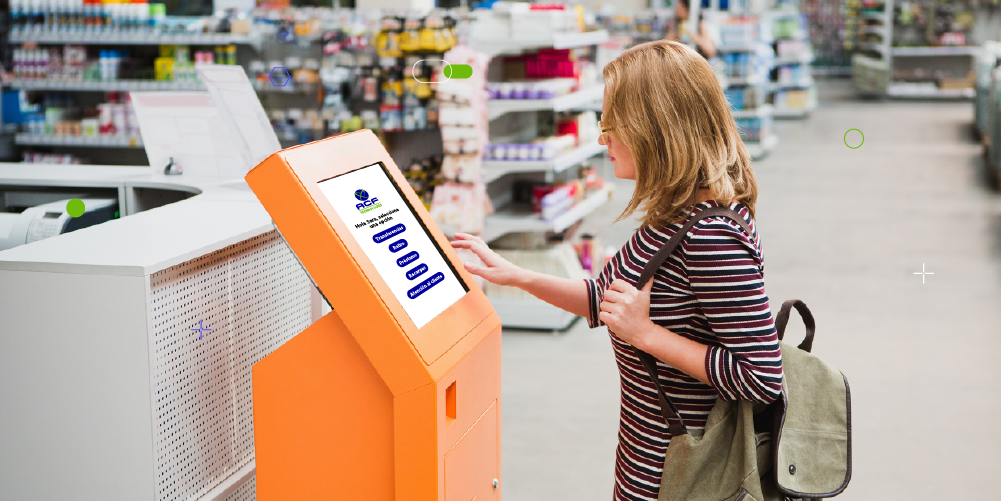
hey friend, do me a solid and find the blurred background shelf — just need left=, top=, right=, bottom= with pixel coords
left=15, top=134, right=143, bottom=148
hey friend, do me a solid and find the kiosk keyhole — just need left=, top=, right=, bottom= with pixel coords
left=446, top=381, right=457, bottom=425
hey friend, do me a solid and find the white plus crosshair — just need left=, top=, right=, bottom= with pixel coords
left=913, top=263, right=934, bottom=284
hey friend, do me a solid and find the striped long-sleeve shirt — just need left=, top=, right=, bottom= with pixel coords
left=584, top=200, right=783, bottom=501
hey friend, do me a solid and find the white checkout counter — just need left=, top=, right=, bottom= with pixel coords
left=0, top=162, right=321, bottom=501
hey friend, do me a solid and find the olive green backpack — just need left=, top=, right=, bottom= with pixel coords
left=633, top=206, right=852, bottom=501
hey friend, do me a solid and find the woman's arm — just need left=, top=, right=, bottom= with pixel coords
left=598, top=221, right=782, bottom=403
left=450, top=233, right=590, bottom=318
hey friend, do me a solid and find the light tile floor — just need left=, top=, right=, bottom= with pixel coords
left=500, top=80, right=1001, bottom=501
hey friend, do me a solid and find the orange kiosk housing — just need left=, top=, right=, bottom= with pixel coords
left=245, top=130, right=502, bottom=501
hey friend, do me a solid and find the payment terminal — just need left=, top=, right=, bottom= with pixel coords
left=246, top=130, right=502, bottom=501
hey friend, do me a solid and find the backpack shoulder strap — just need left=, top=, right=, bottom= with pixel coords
left=634, top=205, right=754, bottom=436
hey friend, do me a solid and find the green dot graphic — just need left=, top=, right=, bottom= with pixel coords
left=66, top=199, right=86, bottom=218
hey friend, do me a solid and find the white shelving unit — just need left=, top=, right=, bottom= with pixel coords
left=471, top=27, right=610, bottom=329
left=15, top=134, right=143, bottom=148
left=773, top=51, right=814, bottom=67
left=731, top=104, right=773, bottom=119
left=851, top=0, right=893, bottom=96
left=472, top=30, right=609, bottom=57
left=482, top=142, right=607, bottom=183
left=9, top=79, right=206, bottom=92
left=744, top=134, right=778, bottom=159
left=487, top=85, right=604, bottom=120
left=483, top=185, right=613, bottom=242
left=9, top=31, right=262, bottom=49
left=886, top=83, right=975, bottom=99
left=773, top=102, right=817, bottom=118
left=771, top=77, right=815, bottom=91
left=892, top=46, right=981, bottom=57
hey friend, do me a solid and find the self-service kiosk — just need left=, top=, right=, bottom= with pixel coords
left=245, top=130, right=502, bottom=501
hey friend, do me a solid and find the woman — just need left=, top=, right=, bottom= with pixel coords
left=451, top=41, right=782, bottom=500
left=666, top=0, right=719, bottom=58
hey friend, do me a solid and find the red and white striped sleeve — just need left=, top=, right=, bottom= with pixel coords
left=682, top=218, right=783, bottom=404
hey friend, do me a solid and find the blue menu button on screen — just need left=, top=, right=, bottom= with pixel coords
left=374, top=224, right=406, bottom=243
left=408, top=272, right=445, bottom=299
left=389, top=239, right=408, bottom=253
left=397, top=251, right=419, bottom=267
left=406, top=263, right=429, bottom=280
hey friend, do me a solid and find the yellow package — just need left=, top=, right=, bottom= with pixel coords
left=154, top=57, right=174, bottom=81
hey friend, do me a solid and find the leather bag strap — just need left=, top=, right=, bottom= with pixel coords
left=632, top=206, right=754, bottom=436
left=774, top=299, right=816, bottom=353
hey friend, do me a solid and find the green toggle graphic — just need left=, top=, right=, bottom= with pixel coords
left=444, top=64, right=473, bottom=79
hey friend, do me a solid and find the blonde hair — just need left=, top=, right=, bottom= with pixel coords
left=602, top=40, right=758, bottom=227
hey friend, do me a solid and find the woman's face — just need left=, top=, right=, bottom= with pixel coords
left=599, top=93, right=637, bottom=180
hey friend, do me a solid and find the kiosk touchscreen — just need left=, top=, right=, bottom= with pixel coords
left=316, top=162, right=467, bottom=328
left=246, top=130, right=502, bottom=501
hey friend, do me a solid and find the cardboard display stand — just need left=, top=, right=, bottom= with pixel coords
left=246, top=130, right=502, bottom=501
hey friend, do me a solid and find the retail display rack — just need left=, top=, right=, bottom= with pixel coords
left=717, top=16, right=779, bottom=159
left=851, top=0, right=893, bottom=96
left=975, top=42, right=1001, bottom=187
left=4, top=26, right=262, bottom=164
left=766, top=10, right=818, bottom=118
left=853, top=0, right=986, bottom=99
left=470, top=15, right=611, bottom=330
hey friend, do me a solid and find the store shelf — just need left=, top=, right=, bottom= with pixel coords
left=9, top=31, right=261, bottom=48
left=744, top=134, right=778, bottom=160
left=254, top=82, right=321, bottom=94
left=553, top=31, right=610, bottom=50
left=15, top=134, right=143, bottom=148
left=483, top=185, right=613, bottom=242
left=773, top=52, right=814, bottom=67
left=489, top=295, right=579, bottom=330
left=861, top=26, right=887, bottom=37
left=771, top=77, right=815, bottom=90
left=887, top=83, right=975, bottom=99
left=472, top=30, right=608, bottom=56
left=773, top=102, right=817, bottom=118
left=482, top=142, right=606, bottom=182
left=860, top=42, right=886, bottom=54
left=731, top=104, right=773, bottom=119
left=726, top=75, right=767, bottom=87
left=860, top=11, right=887, bottom=20
left=718, top=43, right=760, bottom=53
left=487, top=85, right=604, bottom=120
left=891, top=46, right=980, bottom=57
left=9, top=79, right=205, bottom=92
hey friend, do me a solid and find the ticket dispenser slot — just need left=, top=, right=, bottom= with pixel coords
left=247, top=130, right=502, bottom=501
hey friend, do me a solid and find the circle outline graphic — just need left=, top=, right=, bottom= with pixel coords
left=844, top=129, right=864, bottom=149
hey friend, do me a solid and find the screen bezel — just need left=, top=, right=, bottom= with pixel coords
left=317, top=161, right=470, bottom=321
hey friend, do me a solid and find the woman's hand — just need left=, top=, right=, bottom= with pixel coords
left=449, top=233, right=526, bottom=287
left=599, top=279, right=658, bottom=349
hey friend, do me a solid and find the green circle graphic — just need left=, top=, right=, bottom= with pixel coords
left=66, top=199, right=86, bottom=218
left=844, top=129, right=864, bottom=149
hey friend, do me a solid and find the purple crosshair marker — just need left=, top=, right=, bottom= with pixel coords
left=191, top=319, right=212, bottom=340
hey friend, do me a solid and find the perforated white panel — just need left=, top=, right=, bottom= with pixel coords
left=224, top=475, right=256, bottom=501
left=148, top=231, right=311, bottom=501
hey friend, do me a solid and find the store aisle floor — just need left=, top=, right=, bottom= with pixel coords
left=500, top=79, right=1001, bottom=501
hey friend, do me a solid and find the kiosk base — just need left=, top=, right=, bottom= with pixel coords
left=253, top=310, right=502, bottom=501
